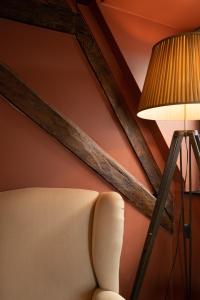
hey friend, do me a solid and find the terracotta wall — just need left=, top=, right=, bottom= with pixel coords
left=0, top=17, right=172, bottom=300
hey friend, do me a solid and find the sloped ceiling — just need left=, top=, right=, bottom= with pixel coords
left=100, top=0, right=200, bottom=31
left=98, top=0, right=200, bottom=89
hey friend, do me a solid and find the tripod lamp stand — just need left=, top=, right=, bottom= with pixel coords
left=131, top=32, right=200, bottom=299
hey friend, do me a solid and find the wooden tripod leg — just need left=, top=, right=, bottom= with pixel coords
left=131, top=131, right=184, bottom=300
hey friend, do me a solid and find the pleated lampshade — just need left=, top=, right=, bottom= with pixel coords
left=137, top=32, right=200, bottom=120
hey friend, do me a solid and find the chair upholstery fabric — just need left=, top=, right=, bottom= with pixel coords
left=92, top=192, right=124, bottom=293
left=0, top=188, right=125, bottom=300
left=92, top=289, right=126, bottom=300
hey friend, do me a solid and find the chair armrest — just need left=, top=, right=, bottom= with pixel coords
left=92, top=288, right=126, bottom=300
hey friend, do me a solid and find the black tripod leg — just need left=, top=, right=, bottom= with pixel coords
left=131, top=131, right=184, bottom=300
left=186, top=131, right=200, bottom=299
left=190, top=130, right=200, bottom=169
left=188, top=138, right=192, bottom=299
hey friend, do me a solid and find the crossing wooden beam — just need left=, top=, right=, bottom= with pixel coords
left=0, top=0, right=173, bottom=220
left=0, top=0, right=77, bottom=34
left=0, top=64, right=172, bottom=231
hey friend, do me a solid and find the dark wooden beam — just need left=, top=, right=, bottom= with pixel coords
left=0, top=0, right=78, bottom=34
left=75, top=15, right=173, bottom=216
left=76, top=0, right=93, bottom=5
left=0, top=64, right=171, bottom=231
left=0, top=0, right=173, bottom=216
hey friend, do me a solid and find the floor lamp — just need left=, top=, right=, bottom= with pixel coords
left=131, top=32, right=200, bottom=300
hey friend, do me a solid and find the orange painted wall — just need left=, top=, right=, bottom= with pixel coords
left=0, top=17, right=172, bottom=300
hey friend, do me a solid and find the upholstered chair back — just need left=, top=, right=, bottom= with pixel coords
left=0, top=188, right=124, bottom=300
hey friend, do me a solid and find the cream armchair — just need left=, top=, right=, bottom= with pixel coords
left=0, top=188, right=125, bottom=300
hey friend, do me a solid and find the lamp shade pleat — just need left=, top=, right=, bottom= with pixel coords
left=137, top=32, right=200, bottom=120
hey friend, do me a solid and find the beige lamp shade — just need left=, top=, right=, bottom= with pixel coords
left=137, top=32, right=200, bottom=120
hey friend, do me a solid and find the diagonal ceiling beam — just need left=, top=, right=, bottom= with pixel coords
left=76, top=17, right=161, bottom=191
left=0, top=0, right=77, bottom=34
left=75, top=9, right=173, bottom=217
left=0, top=63, right=171, bottom=231
left=79, top=2, right=175, bottom=215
